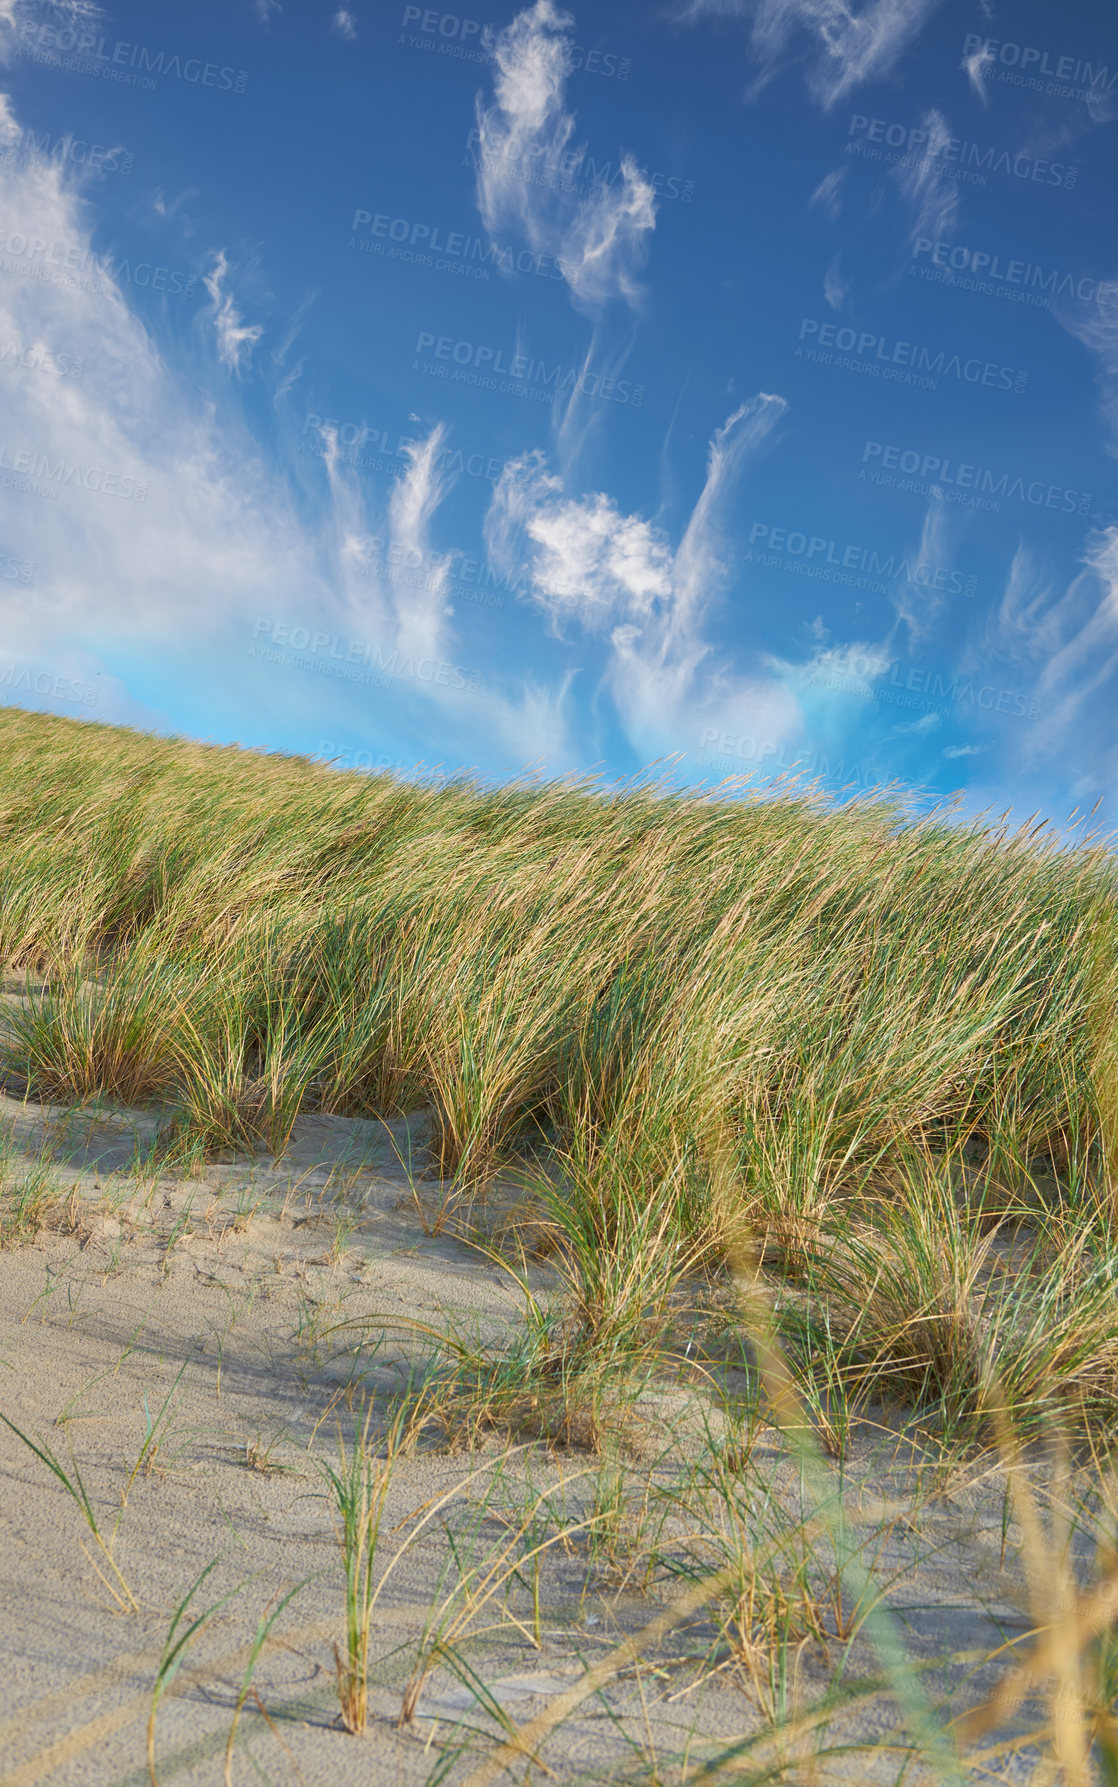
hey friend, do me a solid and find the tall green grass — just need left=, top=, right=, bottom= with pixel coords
left=1, top=707, right=1117, bottom=1435
left=0, top=715, right=1110, bottom=1169
left=5, top=708, right=1118, bottom=1777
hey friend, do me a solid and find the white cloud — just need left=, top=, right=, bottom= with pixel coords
left=488, top=456, right=673, bottom=635
left=680, top=0, right=945, bottom=110
left=485, top=394, right=800, bottom=759
left=891, top=107, right=958, bottom=245
left=555, top=154, right=657, bottom=309
left=961, top=534, right=1118, bottom=783
left=332, top=8, right=356, bottom=40
left=0, top=0, right=99, bottom=44
left=0, top=86, right=579, bottom=770
left=892, top=502, right=953, bottom=641
left=1059, top=301, right=1118, bottom=452
left=203, top=250, right=263, bottom=374
left=386, top=430, right=455, bottom=662
left=963, top=540, right=1061, bottom=686
left=0, top=132, right=317, bottom=685
left=778, top=525, right=1118, bottom=799
left=787, top=639, right=894, bottom=691
left=301, top=418, right=451, bottom=667
left=1032, top=530, right=1118, bottom=717
left=474, top=0, right=657, bottom=310
left=822, top=252, right=848, bottom=309
left=810, top=166, right=846, bottom=217
left=962, top=40, right=993, bottom=103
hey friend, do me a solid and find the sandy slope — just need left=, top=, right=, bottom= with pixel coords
left=0, top=1091, right=1051, bottom=1785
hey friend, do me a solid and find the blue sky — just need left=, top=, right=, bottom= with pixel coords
left=0, top=0, right=1115, bottom=824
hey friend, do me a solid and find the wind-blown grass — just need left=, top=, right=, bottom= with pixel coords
left=1, top=711, right=1111, bottom=1206
left=2, top=710, right=1117, bottom=1417
left=5, top=708, right=1118, bottom=1777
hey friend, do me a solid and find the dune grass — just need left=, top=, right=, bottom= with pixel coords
left=3, top=706, right=1118, bottom=1776
left=2, top=706, right=1117, bottom=1432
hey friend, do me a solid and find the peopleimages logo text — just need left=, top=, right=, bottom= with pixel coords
left=0, top=337, right=84, bottom=379
left=807, top=654, right=1041, bottom=721
left=0, top=444, right=147, bottom=501
left=251, top=620, right=481, bottom=692
left=300, top=413, right=507, bottom=484
left=464, top=129, right=692, bottom=203
left=797, top=319, right=1027, bottom=393
left=315, top=740, right=451, bottom=780
left=11, top=21, right=248, bottom=91
left=0, top=129, right=134, bottom=177
left=356, top=536, right=525, bottom=605
left=399, top=7, right=631, bottom=78
left=746, top=523, right=977, bottom=596
left=962, top=33, right=1118, bottom=96
left=861, top=442, right=1091, bottom=515
left=697, top=735, right=885, bottom=795
left=0, top=231, right=200, bottom=298
left=847, top=114, right=1077, bottom=189
left=911, top=239, right=1118, bottom=312
left=350, top=209, right=564, bottom=282
left=0, top=664, right=97, bottom=708
left=413, top=333, right=644, bottom=406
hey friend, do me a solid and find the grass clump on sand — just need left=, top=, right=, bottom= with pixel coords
left=1, top=709, right=1117, bottom=1421
left=4, top=707, right=1118, bottom=1778
left=1, top=710, right=1111, bottom=1214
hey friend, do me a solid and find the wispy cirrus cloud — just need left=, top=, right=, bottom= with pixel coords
left=298, top=416, right=579, bottom=767
left=958, top=534, right=1118, bottom=789
left=0, top=82, right=573, bottom=768
left=894, top=711, right=942, bottom=736
left=474, top=0, right=657, bottom=311
left=486, top=455, right=674, bottom=637
left=892, top=503, right=954, bottom=642
left=678, top=0, right=944, bottom=109
left=962, top=38, right=993, bottom=104
left=203, top=250, right=263, bottom=374
left=0, top=105, right=321, bottom=695
left=0, top=0, right=100, bottom=43
left=810, top=167, right=847, bottom=218
left=385, top=428, right=454, bottom=663
left=1025, top=532, right=1118, bottom=731
left=485, top=394, right=799, bottom=759
left=822, top=251, right=848, bottom=309
left=890, top=107, right=959, bottom=245
left=1039, top=531, right=1118, bottom=685
left=1059, top=301, right=1118, bottom=454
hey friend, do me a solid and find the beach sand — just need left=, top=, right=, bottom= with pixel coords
left=0, top=1086, right=1052, bottom=1785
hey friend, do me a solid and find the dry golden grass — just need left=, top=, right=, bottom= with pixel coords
left=3, top=706, right=1118, bottom=1781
